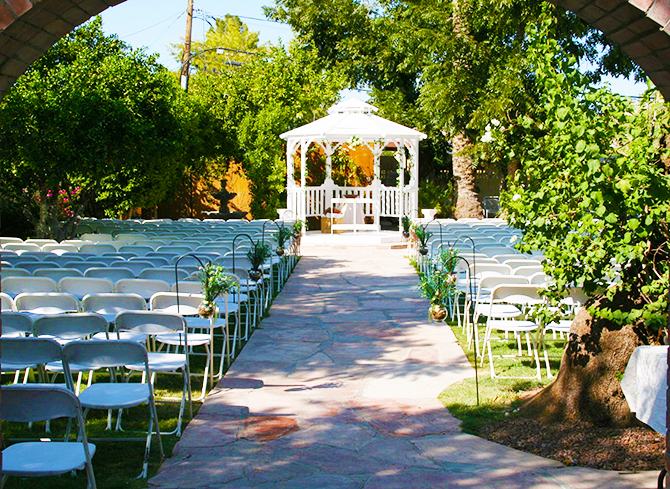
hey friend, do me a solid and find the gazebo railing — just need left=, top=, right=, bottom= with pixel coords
left=287, top=183, right=418, bottom=224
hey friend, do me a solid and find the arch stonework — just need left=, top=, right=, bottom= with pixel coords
left=2, top=0, right=670, bottom=100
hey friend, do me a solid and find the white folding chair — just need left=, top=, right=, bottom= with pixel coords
left=1, top=315, right=36, bottom=383
left=1, top=268, right=31, bottom=277
left=33, top=313, right=109, bottom=391
left=1, top=384, right=97, bottom=489
left=481, top=284, right=547, bottom=379
left=116, top=311, right=205, bottom=432
left=139, top=268, right=188, bottom=285
left=0, top=336, right=62, bottom=385
left=63, top=340, right=164, bottom=478
left=150, top=292, right=228, bottom=383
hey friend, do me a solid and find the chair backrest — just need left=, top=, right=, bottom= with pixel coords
left=63, top=339, right=149, bottom=369
left=171, top=281, right=202, bottom=294
left=1, top=291, right=17, bottom=311
left=3, top=242, right=41, bottom=252
left=512, top=265, right=545, bottom=277
left=1, top=276, right=58, bottom=297
left=470, top=263, right=513, bottom=278
left=504, top=259, right=542, bottom=269
left=80, top=233, right=113, bottom=243
left=490, top=284, right=543, bottom=305
left=41, top=243, right=79, bottom=253
left=1, top=312, right=33, bottom=336
left=110, top=260, right=154, bottom=277
left=35, top=268, right=84, bottom=282
left=81, top=293, right=147, bottom=315
left=478, top=245, right=516, bottom=256
left=0, top=336, right=62, bottom=366
left=478, top=275, right=529, bottom=293
left=1, top=268, right=30, bottom=277
left=1, top=237, right=23, bottom=245
left=149, top=292, right=203, bottom=315
left=115, top=278, right=170, bottom=300
left=14, top=262, right=57, bottom=274
left=33, top=313, right=108, bottom=340
left=2, top=385, right=85, bottom=423
left=131, top=256, right=170, bottom=267
left=492, top=254, right=524, bottom=263
left=529, top=272, right=548, bottom=285
left=84, top=267, right=135, bottom=282
left=15, top=292, right=80, bottom=314
left=118, top=245, right=155, bottom=256
left=59, top=277, right=114, bottom=298
left=42, top=254, right=83, bottom=265
left=139, top=268, right=187, bottom=285
left=64, top=261, right=107, bottom=274
left=79, top=243, right=117, bottom=255
left=115, top=310, right=186, bottom=335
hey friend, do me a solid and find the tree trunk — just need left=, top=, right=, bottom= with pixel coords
left=452, top=133, right=483, bottom=219
left=521, top=297, right=660, bottom=427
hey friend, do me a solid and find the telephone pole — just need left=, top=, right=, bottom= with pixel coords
left=180, top=0, right=194, bottom=91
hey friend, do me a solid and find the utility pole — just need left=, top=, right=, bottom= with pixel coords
left=180, top=0, right=194, bottom=91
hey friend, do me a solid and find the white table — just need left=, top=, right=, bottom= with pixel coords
left=621, top=345, right=667, bottom=434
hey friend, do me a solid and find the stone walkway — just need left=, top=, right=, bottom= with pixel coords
left=148, top=243, right=657, bottom=488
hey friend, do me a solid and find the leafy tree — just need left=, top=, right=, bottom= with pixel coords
left=173, top=14, right=264, bottom=74
left=483, top=14, right=669, bottom=426
left=190, top=39, right=345, bottom=218
left=0, top=18, right=208, bottom=239
left=268, top=0, right=642, bottom=218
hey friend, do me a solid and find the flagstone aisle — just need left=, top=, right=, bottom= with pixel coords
left=148, top=243, right=657, bottom=489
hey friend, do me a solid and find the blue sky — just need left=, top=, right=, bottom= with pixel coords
left=99, top=0, right=647, bottom=98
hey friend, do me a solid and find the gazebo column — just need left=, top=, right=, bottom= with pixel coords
left=300, top=139, right=307, bottom=233
left=372, top=142, right=383, bottom=232
left=323, top=141, right=334, bottom=211
left=398, top=142, right=406, bottom=228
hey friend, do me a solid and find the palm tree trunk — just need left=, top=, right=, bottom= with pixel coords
left=452, top=133, right=482, bottom=219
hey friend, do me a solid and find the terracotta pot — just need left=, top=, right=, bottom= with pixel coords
left=198, top=301, right=217, bottom=319
left=249, top=269, right=263, bottom=281
left=429, top=304, right=447, bottom=322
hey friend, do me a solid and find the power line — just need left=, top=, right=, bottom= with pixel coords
left=120, top=10, right=186, bottom=39
left=148, top=11, right=187, bottom=48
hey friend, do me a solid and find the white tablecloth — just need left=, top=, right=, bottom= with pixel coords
left=621, top=345, right=668, bottom=434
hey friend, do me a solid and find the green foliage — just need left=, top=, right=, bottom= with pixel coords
left=418, top=179, right=454, bottom=217
left=246, top=241, right=272, bottom=270
left=197, top=263, right=237, bottom=302
left=190, top=37, right=344, bottom=219
left=293, top=219, right=304, bottom=238
left=401, top=215, right=412, bottom=233
left=174, top=15, right=264, bottom=72
left=0, top=18, right=206, bottom=239
left=268, top=0, right=642, bottom=182
left=276, top=226, right=293, bottom=248
left=486, top=15, right=670, bottom=329
left=411, top=223, right=432, bottom=247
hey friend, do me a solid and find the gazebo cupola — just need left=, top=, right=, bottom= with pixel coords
left=280, top=99, right=426, bottom=232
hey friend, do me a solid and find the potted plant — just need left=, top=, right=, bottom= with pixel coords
left=401, top=215, right=412, bottom=239
left=418, top=270, right=455, bottom=321
left=246, top=241, right=271, bottom=281
left=197, top=263, right=236, bottom=319
left=412, top=223, right=432, bottom=255
left=276, top=226, right=293, bottom=256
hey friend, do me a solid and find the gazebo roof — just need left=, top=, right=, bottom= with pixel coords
left=280, top=98, right=427, bottom=142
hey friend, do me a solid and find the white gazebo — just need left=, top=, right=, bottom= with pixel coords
left=280, top=99, right=427, bottom=233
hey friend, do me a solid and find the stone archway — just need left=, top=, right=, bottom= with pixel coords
left=2, top=0, right=670, bottom=100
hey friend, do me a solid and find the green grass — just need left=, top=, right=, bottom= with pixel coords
left=439, top=320, right=567, bottom=434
